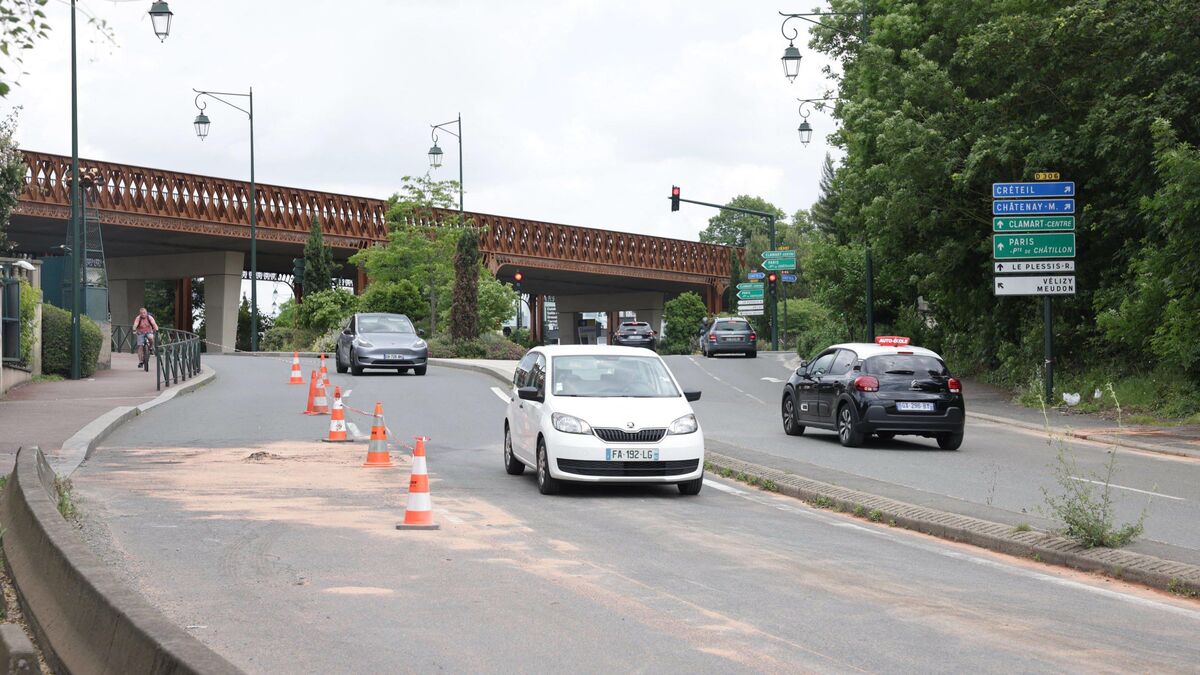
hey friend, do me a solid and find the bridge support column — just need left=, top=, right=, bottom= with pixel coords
left=204, top=272, right=241, bottom=353
left=558, top=311, right=579, bottom=345
left=174, top=278, right=193, bottom=332
left=108, top=279, right=144, bottom=327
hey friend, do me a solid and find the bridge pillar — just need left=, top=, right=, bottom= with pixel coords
left=108, top=279, right=144, bottom=327
left=558, top=311, right=580, bottom=345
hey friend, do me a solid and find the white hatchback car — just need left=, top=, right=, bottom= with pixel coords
left=503, top=345, right=705, bottom=495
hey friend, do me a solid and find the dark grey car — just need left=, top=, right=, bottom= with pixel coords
left=699, top=317, right=757, bottom=358
left=335, top=313, right=428, bottom=375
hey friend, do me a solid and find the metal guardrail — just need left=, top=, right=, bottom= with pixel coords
left=152, top=328, right=201, bottom=391
left=111, top=325, right=137, bottom=354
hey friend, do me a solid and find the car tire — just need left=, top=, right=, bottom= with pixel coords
left=503, top=425, right=525, bottom=475
left=837, top=403, right=864, bottom=448
left=876, top=432, right=895, bottom=441
left=414, top=364, right=427, bottom=376
left=937, top=432, right=964, bottom=451
left=678, top=477, right=703, bottom=495
left=536, top=438, right=560, bottom=495
left=747, top=350, right=757, bottom=358
left=335, top=351, right=348, bottom=374
left=782, top=394, right=805, bottom=436
left=349, top=349, right=364, bottom=376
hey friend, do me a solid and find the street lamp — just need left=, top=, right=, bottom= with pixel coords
left=427, top=143, right=444, bottom=169
left=192, top=87, right=258, bottom=351
left=781, top=40, right=802, bottom=82
left=65, top=1, right=171, bottom=379
left=148, top=1, right=173, bottom=42
left=796, top=97, right=839, bottom=146
left=427, top=114, right=463, bottom=224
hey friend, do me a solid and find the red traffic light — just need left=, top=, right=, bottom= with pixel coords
left=768, top=273, right=778, bottom=283
left=670, top=185, right=681, bottom=212
left=514, top=271, right=524, bottom=282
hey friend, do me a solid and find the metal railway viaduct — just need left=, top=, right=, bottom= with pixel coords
left=10, top=151, right=735, bottom=350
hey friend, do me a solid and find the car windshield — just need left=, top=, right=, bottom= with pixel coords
left=358, top=315, right=415, bottom=334
left=621, top=324, right=650, bottom=333
left=715, top=320, right=750, bottom=332
left=865, top=354, right=948, bottom=377
left=551, top=355, right=680, bottom=398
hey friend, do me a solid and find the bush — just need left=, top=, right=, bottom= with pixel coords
left=297, top=288, right=359, bottom=332
left=481, top=333, right=528, bottom=360
left=18, top=279, right=39, bottom=365
left=508, top=327, right=535, bottom=348
left=663, top=292, right=707, bottom=354
left=786, top=298, right=848, bottom=359
left=427, top=335, right=486, bottom=359
left=308, top=328, right=341, bottom=353
left=260, top=326, right=319, bottom=352
left=41, top=304, right=101, bottom=377
left=359, top=280, right=425, bottom=319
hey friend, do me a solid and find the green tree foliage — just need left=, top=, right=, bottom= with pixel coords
left=17, top=277, right=37, bottom=364
left=296, top=288, right=358, bottom=333
left=698, top=195, right=785, bottom=248
left=663, top=292, right=708, bottom=354
left=798, top=0, right=1200, bottom=383
left=0, top=1, right=51, bottom=98
left=0, top=110, right=24, bottom=253
left=450, top=226, right=481, bottom=341
left=302, top=216, right=335, bottom=295
left=41, top=303, right=100, bottom=377
left=359, top=279, right=423, bottom=317
left=477, top=272, right=517, bottom=332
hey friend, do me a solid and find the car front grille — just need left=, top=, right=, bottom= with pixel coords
left=593, top=428, right=667, bottom=443
left=557, top=459, right=699, bottom=477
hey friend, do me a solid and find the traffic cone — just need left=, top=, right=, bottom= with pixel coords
left=321, top=386, right=350, bottom=442
left=301, top=370, right=319, bottom=414
left=306, top=372, right=330, bottom=415
left=319, top=355, right=331, bottom=392
left=397, top=436, right=438, bottom=530
left=288, top=352, right=305, bottom=384
left=362, top=402, right=394, bottom=467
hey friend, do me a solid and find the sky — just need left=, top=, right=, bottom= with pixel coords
left=5, top=1, right=842, bottom=314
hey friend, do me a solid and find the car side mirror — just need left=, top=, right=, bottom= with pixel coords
left=342, top=329, right=352, bottom=335
left=684, top=390, right=702, bottom=402
left=418, top=328, right=426, bottom=337
left=517, top=386, right=543, bottom=403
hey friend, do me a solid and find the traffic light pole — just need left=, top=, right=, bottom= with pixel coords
left=671, top=195, right=779, bottom=350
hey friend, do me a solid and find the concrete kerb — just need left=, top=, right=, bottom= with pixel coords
left=704, top=451, right=1200, bottom=597
left=966, top=410, right=1200, bottom=460
left=1, top=447, right=243, bottom=675
left=427, top=358, right=513, bottom=386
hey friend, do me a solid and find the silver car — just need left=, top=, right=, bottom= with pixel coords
left=335, top=313, right=428, bottom=375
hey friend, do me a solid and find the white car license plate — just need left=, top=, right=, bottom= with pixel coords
left=606, top=447, right=659, bottom=461
left=385, top=353, right=401, bottom=360
left=897, top=401, right=935, bottom=412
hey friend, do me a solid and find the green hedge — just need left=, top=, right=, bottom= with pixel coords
left=41, top=304, right=101, bottom=377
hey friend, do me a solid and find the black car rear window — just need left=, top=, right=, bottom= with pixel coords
left=715, top=320, right=750, bottom=331
left=864, top=354, right=949, bottom=376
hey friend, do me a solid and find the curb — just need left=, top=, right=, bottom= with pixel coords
left=428, top=358, right=512, bottom=386
left=965, top=410, right=1200, bottom=460
left=53, top=365, right=216, bottom=478
left=1, top=447, right=242, bottom=674
left=704, top=452, right=1200, bottom=597
left=217, top=351, right=328, bottom=358
left=0, top=623, right=36, bottom=673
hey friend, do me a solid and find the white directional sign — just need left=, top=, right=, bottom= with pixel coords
left=737, top=299, right=764, bottom=306
left=994, top=276, right=1075, bottom=296
left=994, top=260, right=1075, bottom=274
left=738, top=308, right=765, bottom=316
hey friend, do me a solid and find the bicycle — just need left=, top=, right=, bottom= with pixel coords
left=137, top=332, right=156, bottom=372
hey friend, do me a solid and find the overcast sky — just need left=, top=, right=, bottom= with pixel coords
left=8, top=0, right=841, bottom=248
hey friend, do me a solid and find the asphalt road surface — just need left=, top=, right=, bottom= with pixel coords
left=665, top=353, right=1200, bottom=558
left=71, top=355, right=1200, bottom=673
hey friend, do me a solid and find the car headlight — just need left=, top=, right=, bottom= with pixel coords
left=668, top=414, right=698, bottom=435
left=354, top=337, right=374, bottom=348
left=551, top=413, right=593, bottom=435
left=413, top=339, right=427, bottom=349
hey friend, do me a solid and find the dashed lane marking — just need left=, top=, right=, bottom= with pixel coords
left=761, top=377, right=784, bottom=383
left=491, top=387, right=511, bottom=404
left=1069, top=476, right=1185, bottom=502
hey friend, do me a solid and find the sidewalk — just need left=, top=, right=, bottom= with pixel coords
left=0, top=353, right=160, bottom=473
left=962, top=378, right=1200, bottom=459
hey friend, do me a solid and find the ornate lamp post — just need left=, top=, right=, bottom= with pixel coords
left=192, top=87, right=258, bottom=350
left=428, top=114, right=464, bottom=225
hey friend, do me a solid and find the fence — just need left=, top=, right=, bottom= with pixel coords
left=153, top=328, right=202, bottom=391
left=110, top=325, right=137, bottom=355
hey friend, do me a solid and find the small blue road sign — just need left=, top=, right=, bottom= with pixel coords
left=992, top=181, right=1075, bottom=199
left=993, top=199, right=1075, bottom=215
left=747, top=271, right=766, bottom=280
left=781, top=274, right=798, bottom=282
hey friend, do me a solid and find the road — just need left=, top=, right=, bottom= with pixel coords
left=69, top=355, right=1200, bottom=673
left=665, top=353, right=1200, bottom=558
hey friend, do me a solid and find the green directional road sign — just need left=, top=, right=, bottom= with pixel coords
left=992, top=216, right=1075, bottom=232
left=736, top=282, right=764, bottom=291
left=760, top=249, right=797, bottom=260
left=993, top=233, right=1076, bottom=259
left=737, top=288, right=765, bottom=300
left=761, top=258, right=797, bottom=271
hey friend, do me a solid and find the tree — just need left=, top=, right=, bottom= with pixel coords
left=449, top=227, right=481, bottom=341
left=302, top=216, right=335, bottom=295
left=0, top=1, right=51, bottom=98
left=0, top=110, right=24, bottom=253
left=662, top=292, right=708, bottom=354
left=698, top=195, right=785, bottom=248
left=477, top=272, right=518, bottom=332
left=359, top=280, right=424, bottom=318
left=809, top=153, right=841, bottom=237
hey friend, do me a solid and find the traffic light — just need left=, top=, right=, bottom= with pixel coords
left=767, top=272, right=778, bottom=284
left=670, top=185, right=680, bottom=212
left=514, top=270, right=523, bottom=293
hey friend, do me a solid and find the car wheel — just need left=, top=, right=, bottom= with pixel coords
left=782, top=395, right=805, bottom=436
left=536, top=438, right=560, bottom=495
left=937, top=432, right=964, bottom=451
left=678, top=477, right=703, bottom=495
left=414, top=364, right=427, bottom=376
left=876, top=432, right=895, bottom=440
left=349, top=349, right=364, bottom=376
left=747, top=350, right=757, bottom=358
left=335, top=350, right=348, bottom=374
left=837, top=403, right=864, bottom=448
left=503, top=425, right=525, bottom=475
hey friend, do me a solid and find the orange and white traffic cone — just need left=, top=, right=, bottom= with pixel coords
left=362, top=402, right=394, bottom=467
left=397, top=436, right=438, bottom=530
left=301, top=370, right=319, bottom=414
left=288, top=352, right=305, bottom=384
left=318, top=354, right=330, bottom=389
left=307, top=373, right=330, bottom=416
left=321, top=386, right=350, bottom=442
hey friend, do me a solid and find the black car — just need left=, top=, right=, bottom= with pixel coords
left=612, top=321, right=657, bottom=350
left=781, top=341, right=964, bottom=449
left=699, top=317, right=757, bottom=358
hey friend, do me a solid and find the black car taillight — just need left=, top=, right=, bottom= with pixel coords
left=708, top=335, right=717, bottom=342
left=854, top=376, right=880, bottom=392
left=948, top=377, right=961, bottom=394
left=749, top=333, right=757, bottom=341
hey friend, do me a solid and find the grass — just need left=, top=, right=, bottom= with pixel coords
left=867, top=508, right=884, bottom=522
left=812, top=495, right=834, bottom=509
left=705, top=463, right=778, bottom=493
left=1167, top=578, right=1199, bottom=598
left=1012, top=522, right=1032, bottom=533
left=32, top=373, right=65, bottom=383
left=853, top=505, right=866, bottom=518
left=54, top=477, right=78, bottom=521
left=1016, top=367, right=1200, bottom=422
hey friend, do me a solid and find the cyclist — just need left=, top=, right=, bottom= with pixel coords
left=133, top=307, right=159, bottom=368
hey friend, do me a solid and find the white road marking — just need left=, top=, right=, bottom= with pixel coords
left=491, top=387, right=510, bottom=404
left=1069, top=477, right=1185, bottom=502
left=761, top=377, right=784, bottom=383
left=704, top=476, right=1200, bottom=620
